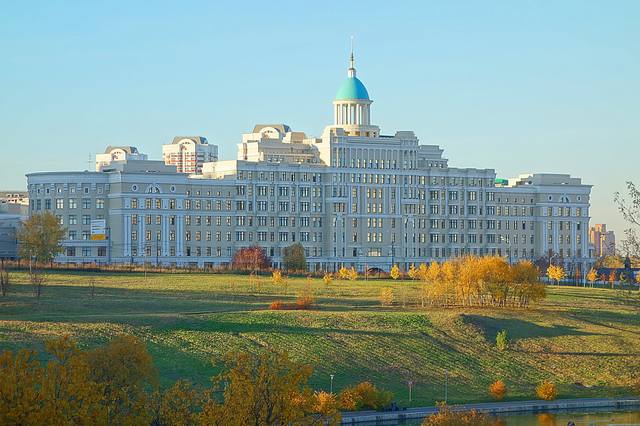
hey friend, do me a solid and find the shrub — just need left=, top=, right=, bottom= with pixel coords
left=269, top=301, right=285, bottom=310
left=338, top=381, right=392, bottom=411
left=295, top=294, right=315, bottom=310
left=496, top=330, right=508, bottom=351
left=488, top=380, right=506, bottom=400
left=422, top=403, right=498, bottom=425
left=323, top=272, right=333, bottom=285
left=536, top=380, right=557, bottom=400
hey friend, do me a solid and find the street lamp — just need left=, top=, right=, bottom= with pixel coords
left=408, top=380, right=413, bottom=403
left=444, top=370, right=449, bottom=403
left=329, top=374, right=335, bottom=394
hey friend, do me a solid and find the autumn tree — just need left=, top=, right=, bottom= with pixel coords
left=283, top=243, right=307, bottom=272
left=390, top=264, right=401, bottom=280
left=488, top=380, right=506, bottom=401
left=338, top=381, right=392, bottom=411
left=379, top=287, right=394, bottom=307
left=152, top=380, right=202, bottom=426
left=586, top=268, right=598, bottom=288
left=16, top=211, right=66, bottom=299
left=536, top=380, right=557, bottom=400
left=231, top=245, right=270, bottom=271
left=200, top=351, right=340, bottom=425
left=87, top=335, right=158, bottom=424
left=546, top=265, right=566, bottom=285
left=347, top=267, right=358, bottom=281
left=608, top=270, right=617, bottom=288
left=422, top=403, right=498, bottom=426
left=407, top=264, right=418, bottom=280
left=0, top=336, right=106, bottom=425
left=337, top=266, right=349, bottom=281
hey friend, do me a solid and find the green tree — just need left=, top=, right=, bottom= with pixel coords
left=496, top=330, right=509, bottom=352
left=17, top=212, right=66, bottom=299
left=282, top=243, right=307, bottom=272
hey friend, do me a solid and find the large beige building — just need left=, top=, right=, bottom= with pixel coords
left=26, top=53, right=595, bottom=274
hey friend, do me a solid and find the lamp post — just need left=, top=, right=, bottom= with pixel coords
left=329, top=374, right=335, bottom=394
left=408, top=380, right=413, bottom=403
left=548, top=252, right=559, bottom=284
left=444, top=370, right=449, bottom=403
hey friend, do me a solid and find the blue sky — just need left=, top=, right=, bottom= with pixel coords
left=1, top=1, right=638, bottom=238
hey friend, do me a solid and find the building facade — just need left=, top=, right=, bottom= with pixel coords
left=589, top=223, right=616, bottom=257
left=162, top=136, right=218, bottom=174
left=26, top=54, right=595, bottom=273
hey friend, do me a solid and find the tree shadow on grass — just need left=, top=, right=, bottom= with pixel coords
left=461, top=314, right=598, bottom=341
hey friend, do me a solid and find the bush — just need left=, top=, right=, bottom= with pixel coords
left=269, top=301, right=285, bottom=310
left=295, top=294, right=315, bottom=310
left=488, top=380, right=506, bottom=400
left=496, top=330, right=508, bottom=351
left=323, top=272, right=333, bottom=285
left=338, top=381, right=392, bottom=411
left=422, top=403, right=498, bottom=425
left=536, top=380, right=557, bottom=400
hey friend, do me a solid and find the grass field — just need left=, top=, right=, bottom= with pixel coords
left=0, top=270, right=638, bottom=407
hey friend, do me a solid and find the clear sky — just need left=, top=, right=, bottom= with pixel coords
left=1, top=1, right=638, bottom=238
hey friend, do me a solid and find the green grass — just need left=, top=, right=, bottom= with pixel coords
left=0, top=270, right=639, bottom=407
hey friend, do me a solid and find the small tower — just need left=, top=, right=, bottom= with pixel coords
left=331, top=42, right=379, bottom=137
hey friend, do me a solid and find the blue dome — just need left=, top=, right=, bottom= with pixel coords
left=335, top=76, right=370, bottom=100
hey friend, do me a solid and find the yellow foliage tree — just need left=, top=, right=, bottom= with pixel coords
left=338, top=381, right=392, bottom=411
left=153, top=380, right=202, bottom=426
left=586, top=268, right=597, bottom=287
left=379, top=287, right=394, bottom=306
left=407, top=264, right=418, bottom=280
left=87, top=335, right=158, bottom=424
left=337, top=266, right=349, bottom=281
left=200, top=351, right=340, bottom=425
left=422, top=403, right=497, bottom=426
left=536, top=380, right=557, bottom=401
left=272, top=269, right=283, bottom=285
left=546, top=265, right=566, bottom=285
left=347, top=267, right=358, bottom=281
left=488, top=380, right=506, bottom=400
left=390, top=264, right=401, bottom=280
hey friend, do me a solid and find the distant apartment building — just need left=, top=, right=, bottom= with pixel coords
left=589, top=224, right=615, bottom=257
left=0, top=191, right=28, bottom=260
left=25, top=52, right=595, bottom=273
left=162, top=137, right=218, bottom=174
left=96, top=146, right=148, bottom=172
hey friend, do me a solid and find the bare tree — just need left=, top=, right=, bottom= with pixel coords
left=615, top=182, right=640, bottom=259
